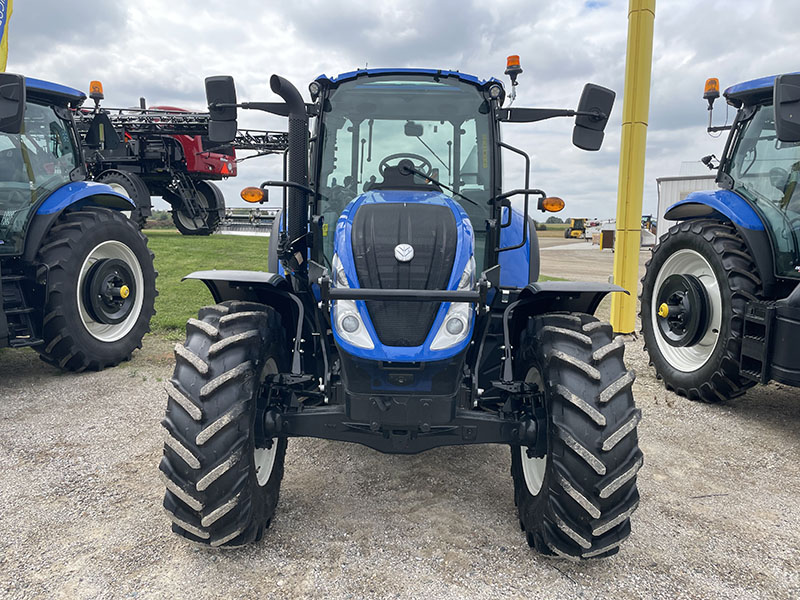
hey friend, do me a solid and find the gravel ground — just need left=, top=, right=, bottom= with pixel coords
left=1, top=244, right=798, bottom=599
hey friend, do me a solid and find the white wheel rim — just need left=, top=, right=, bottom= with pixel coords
left=652, top=248, right=722, bottom=372
left=176, top=191, right=209, bottom=231
left=106, top=182, right=134, bottom=221
left=77, top=240, right=145, bottom=343
left=254, top=358, right=279, bottom=487
left=520, top=366, right=546, bottom=496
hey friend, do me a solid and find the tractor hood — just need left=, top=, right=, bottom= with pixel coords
left=330, top=189, right=475, bottom=362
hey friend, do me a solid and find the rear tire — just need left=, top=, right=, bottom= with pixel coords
left=161, top=301, right=288, bottom=548
left=511, top=312, right=642, bottom=559
left=563, top=228, right=571, bottom=239
left=35, top=207, right=156, bottom=371
left=96, top=170, right=151, bottom=229
left=168, top=180, right=224, bottom=236
left=640, top=220, right=761, bottom=402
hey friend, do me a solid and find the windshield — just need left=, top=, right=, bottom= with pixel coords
left=315, top=75, right=494, bottom=260
left=0, top=102, right=79, bottom=255
left=727, top=103, right=800, bottom=278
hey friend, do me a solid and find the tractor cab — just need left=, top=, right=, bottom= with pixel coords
left=0, top=77, right=86, bottom=256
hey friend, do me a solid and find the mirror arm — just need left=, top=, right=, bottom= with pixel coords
left=497, top=107, right=608, bottom=123
left=209, top=101, right=315, bottom=118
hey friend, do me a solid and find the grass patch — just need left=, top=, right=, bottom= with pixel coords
left=146, top=230, right=270, bottom=336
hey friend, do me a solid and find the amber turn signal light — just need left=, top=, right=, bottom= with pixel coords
left=540, top=196, right=565, bottom=212
left=241, top=187, right=266, bottom=203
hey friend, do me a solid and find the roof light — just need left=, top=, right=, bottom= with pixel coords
left=309, top=81, right=321, bottom=100
left=488, top=84, right=502, bottom=99
left=89, top=80, right=104, bottom=101
left=704, top=77, right=720, bottom=109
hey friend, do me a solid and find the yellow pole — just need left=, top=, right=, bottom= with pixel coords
left=0, top=0, right=12, bottom=72
left=610, top=0, right=656, bottom=334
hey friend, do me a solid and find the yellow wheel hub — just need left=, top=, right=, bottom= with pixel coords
left=120, top=285, right=131, bottom=299
left=657, top=303, right=669, bottom=318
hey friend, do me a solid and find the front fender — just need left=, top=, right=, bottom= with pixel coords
left=517, top=281, right=628, bottom=316
left=182, top=270, right=290, bottom=303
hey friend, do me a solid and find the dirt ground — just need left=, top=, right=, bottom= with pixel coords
left=1, top=242, right=798, bottom=600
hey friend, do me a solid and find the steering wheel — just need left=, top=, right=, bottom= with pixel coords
left=378, top=153, right=433, bottom=177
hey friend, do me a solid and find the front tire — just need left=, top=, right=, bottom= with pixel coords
left=161, top=301, right=288, bottom=548
left=640, top=220, right=761, bottom=402
left=35, top=207, right=156, bottom=371
left=511, top=312, right=642, bottom=559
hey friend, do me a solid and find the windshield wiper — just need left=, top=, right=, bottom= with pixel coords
left=413, top=135, right=449, bottom=172
left=399, top=165, right=479, bottom=207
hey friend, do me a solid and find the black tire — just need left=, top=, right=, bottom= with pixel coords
left=35, top=207, right=156, bottom=371
left=161, top=301, right=288, bottom=548
left=640, top=220, right=761, bottom=402
left=511, top=312, right=642, bottom=559
left=168, top=180, right=224, bottom=236
left=96, top=169, right=152, bottom=229
left=564, top=228, right=571, bottom=239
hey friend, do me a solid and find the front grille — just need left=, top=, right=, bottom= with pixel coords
left=351, top=202, right=457, bottom=346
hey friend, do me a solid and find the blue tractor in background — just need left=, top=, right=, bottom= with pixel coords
left=642, top=73, right=800, bottom=401
left=160, top=62, right=642, bottom=559
left=0, top=74, right=156, bottom=371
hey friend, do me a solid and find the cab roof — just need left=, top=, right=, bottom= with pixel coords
left=315, top=68, right=503, bottom=89
left=25, top=77, right=86, bottom=107
left=724, top=72, right=799, bottom=108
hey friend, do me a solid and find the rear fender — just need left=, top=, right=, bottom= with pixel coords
left=664, top=189, right=777, bottom=294
left=23, top=183, right=135, bottom=262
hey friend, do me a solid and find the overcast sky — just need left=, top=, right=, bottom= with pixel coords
left=6, top=0, right=798, bottom=218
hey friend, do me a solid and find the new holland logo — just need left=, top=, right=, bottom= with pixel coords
left=394, top=243, right=414, bottom=262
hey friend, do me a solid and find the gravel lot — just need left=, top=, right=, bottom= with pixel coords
left=1, top=242, right=798, bottom=600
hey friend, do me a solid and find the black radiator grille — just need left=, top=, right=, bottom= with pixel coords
left=351, top=203, right=457, bottom=346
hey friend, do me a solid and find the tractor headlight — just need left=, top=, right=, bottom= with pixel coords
left=331, top=253, right=349, bottom=288
left=333, top=299, right=374, bottom=350
left=430, top=302, right=473, bottom=351
left=457, top=256, right=476, bottom=290
left=330, top=254, right=373, bottom=349
left=430, top=256, right=476, bottom=351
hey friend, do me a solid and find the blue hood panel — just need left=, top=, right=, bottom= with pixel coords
left=332, top=190, right=475, bottom=362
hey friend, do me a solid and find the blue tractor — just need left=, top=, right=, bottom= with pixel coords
left=160, top=63, right=642, bottom=558
left=642, top=73, right=800, bottom=401
left=0, top=74, right=156, bottom=370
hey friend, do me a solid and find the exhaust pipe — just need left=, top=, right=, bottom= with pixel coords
left=270, top=75, right=309, bottom=271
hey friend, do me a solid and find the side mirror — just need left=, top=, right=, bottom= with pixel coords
left=0, top=73, right=26, bottom=135
left=572, top=83, right=615, bottom=151
left=774, top=73, right=800, bottom=143
left=205, top=75, right=238, bottom=143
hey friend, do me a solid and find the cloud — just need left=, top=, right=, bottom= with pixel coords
left=4, top=0, right=795, bottom=218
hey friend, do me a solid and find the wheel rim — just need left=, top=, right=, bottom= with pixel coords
left=175, top=190, right=210, bottom=232
left=77, top=240, right=145, bottom=342
left=652, top=248, right=722, bottom=372
left=520, top=366, right=547, bottom=496
left=106, top=182, right=133, bottom=221
left=254, top=358, right=279, bottom=487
